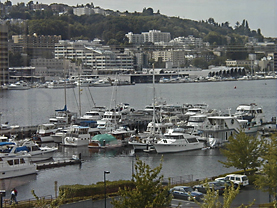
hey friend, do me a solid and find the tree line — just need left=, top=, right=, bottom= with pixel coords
left=3, top=5, right=264, bottom=46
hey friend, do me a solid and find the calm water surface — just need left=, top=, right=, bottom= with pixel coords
left=0, top=79, right=276, bottom=200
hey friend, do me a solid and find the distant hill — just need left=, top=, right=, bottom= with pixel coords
left=6, top=6, right=264, bottom=45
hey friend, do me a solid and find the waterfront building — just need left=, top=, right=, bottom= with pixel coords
left=54, top=40, right=134, bottom=73
left=30, top=58, right=77, bottom=77
left=0, top=24, right=9, bottom=85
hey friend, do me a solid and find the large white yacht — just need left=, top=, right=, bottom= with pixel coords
left=233, top=103, right=265, bottom=134
left=153, top=128, right=205, bottom=153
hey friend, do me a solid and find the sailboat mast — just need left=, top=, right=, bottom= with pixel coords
left=78, top=66, right=82, bottom=116
left=152, top=64, right=156, bottom=135
left=63, top=58, right=67, bottom=109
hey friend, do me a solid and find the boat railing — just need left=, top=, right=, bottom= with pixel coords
left=203, top=125, right=226, bottom=130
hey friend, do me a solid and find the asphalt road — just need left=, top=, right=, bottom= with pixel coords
left=60, top=185, right=269, bottom=208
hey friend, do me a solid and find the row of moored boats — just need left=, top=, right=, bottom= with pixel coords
left=0, top=102, right=267, bottom=180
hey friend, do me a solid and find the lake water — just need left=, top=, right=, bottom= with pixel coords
left=0, top=79, right=276, bottom=200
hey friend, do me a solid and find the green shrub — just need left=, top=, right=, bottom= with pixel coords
left=59, top=180, right=135, bottom=199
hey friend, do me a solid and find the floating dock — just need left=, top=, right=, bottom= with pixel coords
left=36, top=159, right=82, bottom=170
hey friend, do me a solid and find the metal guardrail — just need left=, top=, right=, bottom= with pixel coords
left=163, top=174, right=194, bottom=185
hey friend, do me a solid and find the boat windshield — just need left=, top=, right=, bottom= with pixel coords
left=164, top=135, right=183, bottom=139
left=187, top=137, right=198, bottom=143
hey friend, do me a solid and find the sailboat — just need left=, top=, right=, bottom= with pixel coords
left=49, top=68, right=78, bottom=126
left=128, top=67, right=161, bottom=151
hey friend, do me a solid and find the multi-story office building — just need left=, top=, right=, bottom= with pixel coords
left=126, top=30, right=171, bottom=44
left=0, top=24, right=9, bottom=85
left=12, top=34, right=61, bottom=59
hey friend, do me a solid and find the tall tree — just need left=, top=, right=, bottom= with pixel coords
left=219, top=130, right=265, bottom=174
left=255, top=134, right=277, bottom=202
left=111, top=157, right=171, bottom=208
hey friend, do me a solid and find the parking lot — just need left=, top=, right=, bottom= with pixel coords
left=170, top=185, right=269, bottom=207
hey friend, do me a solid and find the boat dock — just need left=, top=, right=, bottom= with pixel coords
left=0, top=125, right=38, bottom=138
left=36, top=159, right=82, bottom=170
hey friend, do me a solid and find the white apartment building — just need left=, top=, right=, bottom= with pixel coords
left=170, top=35, right=204, bottom=48
left=54, top=40, right=134, bottom=71
left=73, top=7, right=107, bottom=16
left=126, top=30, right=171, bottom=44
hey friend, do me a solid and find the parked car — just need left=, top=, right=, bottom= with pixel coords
left=193, top=181, right=225, bottom=195
left=170, top=190, right=190, bottom=201
left=170, top=186, right=204, bottom=201
left=214, top=178, right=239, bottom=189
left=216, top=174, right=249, bottom=187
left=224, top=174, right=249, bottom=187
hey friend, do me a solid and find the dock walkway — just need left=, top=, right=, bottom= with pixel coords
left=36, top=159, right=82, bottom=170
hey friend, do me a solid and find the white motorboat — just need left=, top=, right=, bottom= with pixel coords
left=51, top=128, right=68, bottom=143
left=153, top=128, right=205, bottom=153
left=233, top=103, right=265, bottom=134
left=17, top=140, right=57, bottom=162
left=0, top=156, right=37, bottom=179
left=0, top=135, right=9, bottom=142
left=34, top=123, right=57, bottom=143
left=128, top=133, right=157, bottom=151
left=47, top=80, right=76, bottom=89
left=97, top=120, right=117, bottom=134
left=79, top=110, right=104, bottom=121
left=62, top=125, right=91, bottom=146
left=49, top=105, right=77, bottom=126
left=8, top=81, right=30, bottom=90
left=91, top=79, right=111, bottom=87
left=110, top=126, right=136, bottom=146
left=0, top=140, right=57, bottom=162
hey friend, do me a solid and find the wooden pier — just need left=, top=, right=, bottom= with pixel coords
left=36, top=159, right=82, bottom=170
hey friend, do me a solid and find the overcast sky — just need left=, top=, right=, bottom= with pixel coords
left=11, top=0, right=277, bottom=37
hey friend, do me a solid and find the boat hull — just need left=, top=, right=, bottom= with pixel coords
left=154, top=141, right=204, bottom=153
left=0, top=157, right=37, bottom=180
left=63, top=137, right=90, bottom=147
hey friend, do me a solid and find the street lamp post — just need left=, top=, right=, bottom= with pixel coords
left=104, top=171, right=110, bottom=208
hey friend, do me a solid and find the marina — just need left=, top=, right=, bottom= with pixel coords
left=0, top=79, right=276, bottom=201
